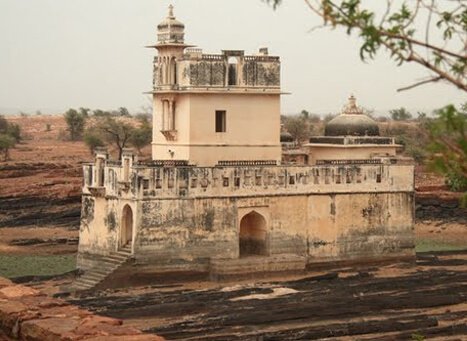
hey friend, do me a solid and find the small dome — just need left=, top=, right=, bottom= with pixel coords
left=324, top=95, right=379, bottom=136
left=157, top=5, right=185, bottom=44
left=157, top=5, right=185, bottom=29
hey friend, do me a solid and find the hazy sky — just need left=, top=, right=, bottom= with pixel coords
left=0, top=0, right=465, bottom=115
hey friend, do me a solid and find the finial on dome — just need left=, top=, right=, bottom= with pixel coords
left=343, top=94, right=361, bottom=115
left=168, top=4, right=175, bottom=19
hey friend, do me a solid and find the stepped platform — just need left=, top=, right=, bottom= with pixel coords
left=64, top=245, right=132, bottom=293
left=209, top=254, right=306, bottom=281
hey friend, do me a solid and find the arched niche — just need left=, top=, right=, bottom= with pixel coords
left=239, top=211, right=268, bottom=257
left=121, top=205, right=133, bottom=248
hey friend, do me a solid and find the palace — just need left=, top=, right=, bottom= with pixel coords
left=74, top=6, right=414, bottom=290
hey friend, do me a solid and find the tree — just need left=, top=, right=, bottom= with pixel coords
left=0, top=134, right=15, bottom=161
left=83, top=132, right=105, bottom=154
left=118, top=107, right=131, bottom=117
left=79, top=107, right=91, bottom=117
left=0, top=115, right=21, bottom=144
left=427, top=103, right=466, bottom=192
left=284, top=115, right=313, bottom=145
left=64, top=109, right=87, bottom=141
left=93, top=109, right=111, bottom=117
left=390, top=107, right=412, bottom=121
left=95, top=117, right=135, bottom=159
left=129, top=123, right=152, bottom=154
left=0, top=116, right=8, bottom=133
left=266, top=0, right=466, bottom=92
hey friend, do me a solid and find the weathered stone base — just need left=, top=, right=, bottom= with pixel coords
left=77, top=250, right=416, bottom=290
left=210, top=254, right=306, bottom=281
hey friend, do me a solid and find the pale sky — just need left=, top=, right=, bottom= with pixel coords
left=0, top=0, right=465, bottom=116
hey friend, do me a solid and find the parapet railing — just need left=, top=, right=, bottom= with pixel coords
left=217, top=160, right=278, bottom=166
left=316, top=159, right=383, bottom=165
left=83, top=160, right=413, bottom=198
left=244, top=55, right=280, bottom=62
left=308, top=136, right=396, bottom=145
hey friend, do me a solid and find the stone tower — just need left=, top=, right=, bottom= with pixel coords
left=148, top=6, right=282, bottom=166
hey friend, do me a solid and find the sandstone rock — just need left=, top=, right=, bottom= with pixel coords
left=0, top=277, right=164, bottom=341
left=21, top=317, right=81, bottom=341
left=0, top=278, right=13, bottom=289
left=0, top=285, right=40, bottom=299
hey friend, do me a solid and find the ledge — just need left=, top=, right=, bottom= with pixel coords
left=88, top=186, right=106, bottom=197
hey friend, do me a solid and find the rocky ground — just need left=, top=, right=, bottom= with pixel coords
left=67, top=251, right=466, bottom=340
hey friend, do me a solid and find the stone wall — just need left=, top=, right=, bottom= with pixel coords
left=78, top=161, right=415, bottom=273
left=0, top=277, right=164, bottom=340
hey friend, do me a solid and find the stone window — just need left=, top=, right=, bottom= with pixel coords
left=234, top=177, right=240, bottom=187
left=223, top=177, right=229, bottom=187
left=191, top=178, right=198, bottom=188
left=289, top=176, right=295, bottom=185
left=376, top=173, right=382, bottom=183
left=215, top=110, right=226, bottom=132
left=255, top=176, right=262, bottom=186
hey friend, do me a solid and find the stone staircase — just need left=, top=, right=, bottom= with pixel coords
left=71, top=246, right=132, bottom=291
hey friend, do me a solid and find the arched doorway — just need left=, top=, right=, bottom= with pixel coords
left=239, top=211, right=268, bottom=257
left=121, top=205, right=133, bottom=247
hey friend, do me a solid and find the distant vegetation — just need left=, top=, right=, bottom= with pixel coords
left=0, top=114, right=21, bottom=161
left=63, top=107, right=153, bottom=159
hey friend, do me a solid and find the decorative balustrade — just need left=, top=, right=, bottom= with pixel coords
left=83, top=160, right=413, bottom=200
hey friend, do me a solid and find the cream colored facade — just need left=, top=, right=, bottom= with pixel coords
left=152, top=93, right=281, bottom=166
left=76, top=7, right=415, bottom=283
left=149, top=7, right=282, bottom=166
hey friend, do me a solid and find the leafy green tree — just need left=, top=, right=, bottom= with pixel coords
left=427, top=103, right=466, bottom=192
left=79, top=107, right=91, bottom=117
left=0, top=116, right=8, bottom=134
left=64, top=109, right=87, bottom=141
left=0, top=134, right=15, bottom=161
left=118, top=107, right=131, bottom=117
left=95, top=117, right=135, bottom=159
left=83, top=132, right=105, bottom=154
left=0, top=115, right=21, bottom=143
left=92, top=109, right=111, bottom=117
left=390, top=107, right=412, bottom=121
left=130, top=123, right=152, bottom=154
left=266, top=0, right=466, bottom=92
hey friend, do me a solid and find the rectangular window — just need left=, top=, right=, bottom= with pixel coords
left=215, top=110, right=226, bottom=132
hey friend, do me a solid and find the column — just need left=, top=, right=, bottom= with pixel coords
left=168, top=100, right=174, bottom=130
left=161, top=100, right=166, bottom=130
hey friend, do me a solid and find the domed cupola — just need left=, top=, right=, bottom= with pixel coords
left=157, top=5, right=185, bottom=44
left=324, top=95, right=380, bottom=137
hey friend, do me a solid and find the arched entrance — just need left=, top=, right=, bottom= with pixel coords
left=239, top=211, right=268, bottom=257
left=121, top=205, right=133, bottom=247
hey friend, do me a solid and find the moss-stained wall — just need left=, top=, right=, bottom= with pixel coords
left=78, top=162, right=414, bottom=272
